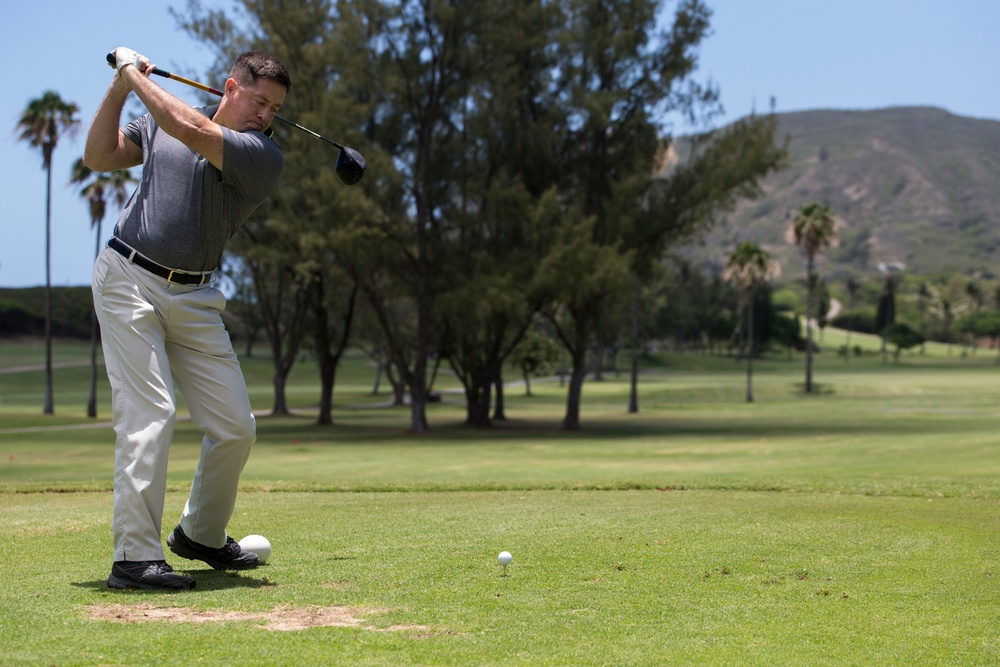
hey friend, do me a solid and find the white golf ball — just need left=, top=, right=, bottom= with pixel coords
left=238, top=534, right=271, bottom=564
left=498, top=551, right=513, bottom=566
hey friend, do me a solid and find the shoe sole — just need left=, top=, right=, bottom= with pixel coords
left=167, top=534, right=259, bottom=571
left=107, top=574, right=195, bottom=591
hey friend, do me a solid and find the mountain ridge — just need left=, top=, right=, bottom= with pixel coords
left=686, top=106, right=1000, bottom=280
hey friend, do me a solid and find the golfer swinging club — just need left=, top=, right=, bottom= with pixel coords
left=84, top=47, right=290, bottom=590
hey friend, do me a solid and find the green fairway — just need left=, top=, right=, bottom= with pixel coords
left=1, top=337, right=998, bottom=665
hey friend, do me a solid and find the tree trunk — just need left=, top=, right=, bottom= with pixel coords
left=628, top=273, right=640, bottom=414
left=465, top=374, right=492, bottom=428
left=734, top=302, right=744, bottom=363
left=317, top=349, right=335, bottom=425
left=409, top=378, right=429, bottom=432
left=804, top=264, right=814, bottom=394
left=371, top=348, right=383, bottom=395
left=410, top=253, right=430, bottom=433
left=492, top=365, right=507, bottom=422
left=88, top=313, right=99, bottom=418
left=314, top=280, right=357, bottom=426
left=87, top=219, right=103, bottom=419
left=562, top=361, right=586, bottom=430
left=384, top=360, right=407, bottom=406
left=43, top=161, right=54, bottom=415
left=746, top=292, right=755, bottom=403
left=251, top=260, right=306, bottom=419
left=272, top=369, right=289, bottom=416
left=562, top=344, right=587, bottom=431
left=592, top=345, right=604, bottom=381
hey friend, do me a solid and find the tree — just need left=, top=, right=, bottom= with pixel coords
left=939, top=298, right=955, bottom=355
left=428, top=0, right=565, bottom=427
left=875, top=275, right=897, bottom=363
left=542, top=0, right=787, bottom=426
left=625, top=112, right=787, bottom=412
left=351, top=0, right=498, bottom=432
left=536, top=214, right=632, bottom=429
left=540, top=0, right=703, bottom=429
left=786, top=201, right=840, bottom=393
left=16, top=91, right=80, bottom=415
left=236, top=229, right=311, bottom=416
left=310, top=268, right=359, bottom=425
left=884, top=322, right=925, bottom=362
left=843, top=276, right=861, bottom=361
left=956, top=311, right=1000, bottom=361
left=176, top=0, right=379, bottom=423
left=964, top=279, right=985, bottom=355
left=654, top=259, right=737, bottom=354
left=174, top=0, right=784, bottom=431
left=70, top=159, right=135, bottom=418
left=772, top=312, right=802, bottom=359
left=508, top=323, right=563, bottom=397
left=724, top=242, right=780, bottom=402
left=916, top=281, right=931, bottom=354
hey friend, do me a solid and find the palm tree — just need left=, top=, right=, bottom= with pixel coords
left=786, top=202, right=840, bottom=393
left=70, top=159, right=135, bottom=418
left=16, top=91, right=80, bottom=415
left=724, top=242, right=780, bottom=403
left=843, top=276, right=861, bottom=361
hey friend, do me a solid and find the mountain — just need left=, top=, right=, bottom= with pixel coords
left=683, top=107, right=1000, bottom=280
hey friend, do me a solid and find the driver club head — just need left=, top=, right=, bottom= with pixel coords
left=336, top=148, right=367, bottom=185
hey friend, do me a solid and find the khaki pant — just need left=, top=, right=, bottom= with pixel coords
left=92, top=247, right=256, bottom=562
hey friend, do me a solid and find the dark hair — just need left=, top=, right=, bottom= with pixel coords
left=230, top=51, right=291, bottom=92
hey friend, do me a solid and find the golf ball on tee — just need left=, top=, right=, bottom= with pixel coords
left=238, top=534, right=272, bottom=564
left=498, top=551, right=512, bottom=566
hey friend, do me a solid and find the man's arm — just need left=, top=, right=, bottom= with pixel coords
left=82, top=77, right=143, bottom=172
left=119, top=62, right=226, bottom=170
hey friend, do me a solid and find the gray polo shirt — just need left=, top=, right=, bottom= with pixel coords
left=114, top=104, right=283, bottom=272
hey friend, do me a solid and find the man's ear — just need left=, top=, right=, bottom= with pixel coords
left=224, top=77, right=239, bottom=96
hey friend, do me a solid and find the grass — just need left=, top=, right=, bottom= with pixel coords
left=1, top=334, right=999, bottom=665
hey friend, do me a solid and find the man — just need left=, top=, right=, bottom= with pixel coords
left=84, top=47, right=291, bottom=591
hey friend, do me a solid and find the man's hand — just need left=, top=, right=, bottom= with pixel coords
left=109, top=47, right=149, bottom=80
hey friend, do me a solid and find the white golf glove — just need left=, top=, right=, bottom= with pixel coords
left=109, top=47, right=147, bottom=79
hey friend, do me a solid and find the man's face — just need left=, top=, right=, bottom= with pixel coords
left=221, top=76, right=287, bottom=133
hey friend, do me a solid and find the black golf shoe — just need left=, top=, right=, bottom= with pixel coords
left=107, top=560, right=196, bottom=591
left=167, top=525, right=259, bottom=570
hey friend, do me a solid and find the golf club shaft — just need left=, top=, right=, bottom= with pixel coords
left=151, top=67, right=348, bottom=151
left=151, top=67, right=223, bottom=97
left=105, top=54, right=349, bottom=151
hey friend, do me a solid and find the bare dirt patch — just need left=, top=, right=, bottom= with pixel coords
left=88, top=603, right=425, bottom=633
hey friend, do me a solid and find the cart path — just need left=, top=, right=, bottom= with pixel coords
left=0, top=360, right=92, bottom=375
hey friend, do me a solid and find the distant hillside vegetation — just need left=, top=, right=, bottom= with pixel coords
left=0, top=287, right=93, bottom=338
left=683, top=106, right=1000, bottom=280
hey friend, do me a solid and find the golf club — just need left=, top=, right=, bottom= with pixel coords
left=105, top=53, right=366, bottom=185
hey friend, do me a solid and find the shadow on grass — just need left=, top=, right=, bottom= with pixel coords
left=72, top=570, right=275, bottom=593
left=790, top=383, right=836, bottom=395
left=242, top=410, right=970, bottom=445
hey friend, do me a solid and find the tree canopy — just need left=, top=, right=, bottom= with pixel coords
left=170, top=0, right=787, bottom=430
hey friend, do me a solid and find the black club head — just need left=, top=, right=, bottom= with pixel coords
left=336, top=148, right=367, bottom=185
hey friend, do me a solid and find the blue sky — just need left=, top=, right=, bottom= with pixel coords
left=3, top=0, right=999, bottom=288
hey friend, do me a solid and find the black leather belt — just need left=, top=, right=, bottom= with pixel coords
left=108, top=237, right=213, bottom=286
